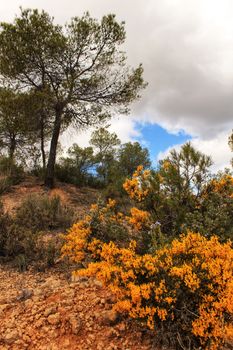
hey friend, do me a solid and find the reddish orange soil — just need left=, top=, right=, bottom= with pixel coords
left=0, top=265, right=157, bottom=350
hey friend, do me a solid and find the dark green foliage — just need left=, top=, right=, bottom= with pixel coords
left=103, top=141, right=152, bottom=198
left=141, top=143, right=213, bottom=237
left=159, top=142, right=212, bottom=196
left=54, top=132, right=152, bottom=197
left=89, top=201, right=129, bottom=243
left=45, top=241, right=57, bottom=267
left=90, top=127, right=121, bottom=184
left=55, top=144, right=97, bottom=186
left=34, top=238, right=61, bottom=270
left=0, top=177, right=12, bottom=195
left=91, top=214, right=128, bottom=243
left=0, top=200, right=39, bottom=265
left=118, top=141, right=151, bottom=177
left=0, top=156, right=24, bottom=180
left=132, top=143, right=232, bottom=243
left=3, top=223, right=38, bottom=258
left=0, top=9, right=146, bottom=187
left=0, top=88, right=38, bottom=160
left=183, top=185, right=233, bottom=241
left=90, top=127, right=121, bottom=153
left=0, top=201, right=11, bottom=255
left=55, top=128, right=152, bottom=193
left=102, top=172, right=128, bottom=199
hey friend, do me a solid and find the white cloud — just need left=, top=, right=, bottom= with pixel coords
left=60, top=116, right=142, bottom=151
left=1, top=1, right=233, bottom=170
left=1, top=1, right=232, bottom=139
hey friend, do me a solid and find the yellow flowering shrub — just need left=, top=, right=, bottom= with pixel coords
left=61, top=216, right=92, bottom=263
left=126, top=207, right=151, bottom=231
left=62, top=195, right=154, bottom=263
left=62, top=163, right=233, bottom=349
left=203, top=174, right=233, bottom=198
left=64, top=231, right=233, bottom=349
left=123, top=165, right=150, bottom=201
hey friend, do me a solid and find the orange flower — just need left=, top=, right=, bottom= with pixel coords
left=123, top=165, right=150, bottom=202
left=62, top=195, right=233, bottom=350
left=126, top=207, right=151, bottom=230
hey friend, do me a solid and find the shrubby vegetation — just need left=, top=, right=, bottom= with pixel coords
left=0, top=194, right=74, bottom=269
left=54, top=126, right=151, bottom=196
left=123, top=144, right=233, bottom=242
left=55, top=144, right=97, bottom=187
left=183, top=173, right=233, bottom=240
left=71, top=232, right=233, bottom=350
left=15, top=194, right=74, bottom=232
left=62, top=149, right=233, bottom=349
left=0, top=7, right=232, bottom=348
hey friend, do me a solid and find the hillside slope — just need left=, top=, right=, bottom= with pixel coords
left=0, top=265, right=155, bottom=350
left=0, top=178, right=158, bottom=350
left=1, top=177, right=99, bottom=215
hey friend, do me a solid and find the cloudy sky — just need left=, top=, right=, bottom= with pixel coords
left=1, top=0, right=233, bottom=171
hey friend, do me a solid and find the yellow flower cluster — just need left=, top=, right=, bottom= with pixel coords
left=170, top=263, right=200, bottom=290
left=92, top=198, right=125, bottom=224
left=61, top=216, right=91, bottom=262
left=76, top=239, right=171, bottom=329
left=62, top=196, right=152, bottom=264
left=123, top=165, right=150, bottom=201
left=91, top=197, right=152, bottom=234
left=106, top=198, right=116, bottom=209
left=203, top=174, right=233, bottom=198
left=64, top=231, right=233, bottom=349
left=126, top=207, right=151, bottom=230
left=160, top=233, right=233, bottom=349
left=162, top=160, right=172, bottom=171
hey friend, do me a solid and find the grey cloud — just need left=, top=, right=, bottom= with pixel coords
left=1, top=0, right=233, bottom=139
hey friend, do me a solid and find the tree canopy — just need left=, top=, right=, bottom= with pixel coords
left=118, top=141, right=151, bottom=177
left=0, top=88, right=37, bottom=160
left=0, top=8, right=146, bottom=187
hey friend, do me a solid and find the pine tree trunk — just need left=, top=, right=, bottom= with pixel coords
left=40, top=116, right=46, bottom=171
left=44, top=108, right=62, bottom=188
left=9, top=135, right=16, bottom=161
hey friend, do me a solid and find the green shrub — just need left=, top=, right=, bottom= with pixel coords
left=4, top=223, right=38, bottom=257
left=183, top=193, right=233, bottom=241
left=0, top=203, right=39, bottom=266
left=15, top=194, right=74, bottom=232
left=183, top=175, right=233, bottom=241
left=0, top=194, right=73, bottom=268
left=32, top=236, right=62, bottom=271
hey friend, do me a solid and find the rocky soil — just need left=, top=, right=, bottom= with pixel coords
left=0, top=265, right=156, bottom=350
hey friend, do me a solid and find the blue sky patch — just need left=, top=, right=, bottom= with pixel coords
left=135, top=123, right=191, bottom=166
